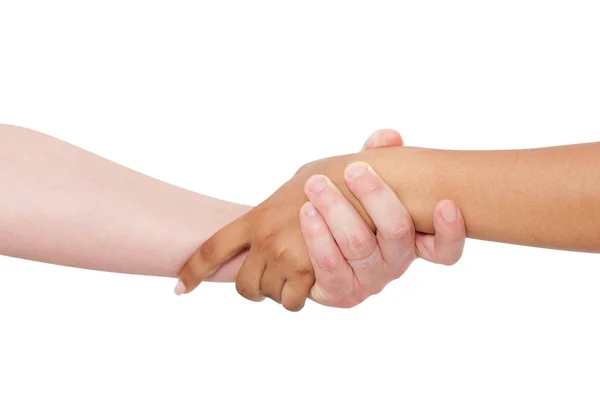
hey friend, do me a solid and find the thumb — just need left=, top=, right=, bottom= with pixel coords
left=361, top=129, right=404, bottom=151
left=415, top=200, right=466, bottom=266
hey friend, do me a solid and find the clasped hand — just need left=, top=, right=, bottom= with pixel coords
left=176, top=130, right=466, bottom=310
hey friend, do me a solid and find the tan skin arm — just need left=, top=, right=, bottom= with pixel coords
left=178, top=142, right=600, bottom=311
left=343, top=143, right=600, bottom=252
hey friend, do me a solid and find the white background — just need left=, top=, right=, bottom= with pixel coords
left=1, top=1, right=599, bottom=399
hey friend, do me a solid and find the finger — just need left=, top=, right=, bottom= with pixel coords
left=260, top=264, right=286, bottom=304
left=415, top=200, right=466, bottom=266
left=264, top=239, right=314, bottom=311
left=281, top=276, right=314, bottom=312
left=344, top=162, right=416, bottom=279
left=304, top=175, right=384, bottom=289
left=361, top=129, right=404, bottom=151
left=235, top=249, right=267, bottom=302
left=299, top=202, right=355, bottom=306
left=175, top=216, right=250, bottom=295
left=205, top=250, right=247, bottom=282
left=280, top=251, right=315, bottom=312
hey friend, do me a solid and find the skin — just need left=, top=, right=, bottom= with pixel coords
left=302, top=130, right=466, bottom=308
left=0, top=124, right=466, bottom=309
left=0, top=124, right=246, bottom=281
left=177, top=139, right=600, bottom=311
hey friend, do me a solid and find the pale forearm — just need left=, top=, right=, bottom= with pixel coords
left=0, top=125, right=249, bottom=280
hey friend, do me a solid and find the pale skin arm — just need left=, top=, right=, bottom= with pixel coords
left=0, top=124, right=248, bottom=281
left=0, top=124, right=465, bottom=309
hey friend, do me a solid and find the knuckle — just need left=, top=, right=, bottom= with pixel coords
left=317, top=253, right=339, bottom=272
left=274, top=247, right=294, bottom=265
left=262, top=232, right=278, bottom=246
left=198, top=240, right=217, bottom=263
left=380, top=220, right=413, bottom=242
left=348, top=247, right=381, bottom=271
left=293, top=265, right=314, bottom=281
left=347, top=232, right=373, bottom=257
left=258, top=233, right=277, bottom=254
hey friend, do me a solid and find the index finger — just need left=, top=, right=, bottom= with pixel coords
left=175, top=215, right=251, bottom=295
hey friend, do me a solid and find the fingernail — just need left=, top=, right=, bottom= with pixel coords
left=345, top=162, right=367, bottom=180
left=174, top=280, right=186, bottom=295
left=307, top=175, right=327, bottom=193
left=302, top=202, right=318, bottom=217
left=441, top=202, right=457, bottom=223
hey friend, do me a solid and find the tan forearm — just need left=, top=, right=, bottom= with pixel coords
left=312, top=143, right=600, bottom=252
